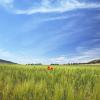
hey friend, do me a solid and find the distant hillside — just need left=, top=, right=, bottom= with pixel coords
left=0, top=59, right=16, bottom=64
left=88, top=59, right=100, bottom=64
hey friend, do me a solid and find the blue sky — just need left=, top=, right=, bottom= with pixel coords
left=0, top=0, right=100, bottom=64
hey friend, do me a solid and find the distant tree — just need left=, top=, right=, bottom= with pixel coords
left=50, top=64, right=59, bottom=65
left=26, top=63, right=42, bottom=65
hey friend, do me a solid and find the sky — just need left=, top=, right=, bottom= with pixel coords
left=0, top=0, right=100, bottom=64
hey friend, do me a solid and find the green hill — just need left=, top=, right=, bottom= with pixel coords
left=88, top=59, right=100, bottom=64
left=0, top=59, right=16, bottom=64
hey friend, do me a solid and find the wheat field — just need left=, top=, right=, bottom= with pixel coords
left=0, top=64, right=100, bottom=100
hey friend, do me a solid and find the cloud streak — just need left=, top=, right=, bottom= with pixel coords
left=0, top=0, right=100, bottom=14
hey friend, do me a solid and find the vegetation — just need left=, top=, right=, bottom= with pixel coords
left=0, top=64, right=100, bottom=100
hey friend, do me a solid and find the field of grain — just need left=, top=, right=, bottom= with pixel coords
left=0, top=64, right=100, bottom=100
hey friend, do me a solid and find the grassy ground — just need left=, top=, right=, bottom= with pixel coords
left=0, top=64, right=100, bottom=100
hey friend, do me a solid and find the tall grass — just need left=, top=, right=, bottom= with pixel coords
left=0, top=64, right=100, bottom=100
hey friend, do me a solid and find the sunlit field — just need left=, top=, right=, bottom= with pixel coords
left=0, top=64, right=100, bottom=100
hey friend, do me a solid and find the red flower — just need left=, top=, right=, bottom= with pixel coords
left=48, top=66, right=54, bottom=70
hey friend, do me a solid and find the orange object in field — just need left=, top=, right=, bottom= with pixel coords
left=48, top=66, right=54, bottom=70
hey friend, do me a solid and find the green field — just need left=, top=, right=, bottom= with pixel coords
left=0, top=64, right=100, bottom=100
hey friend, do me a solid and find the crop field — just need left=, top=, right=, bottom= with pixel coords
left=0, top=64, right=100, bottom=100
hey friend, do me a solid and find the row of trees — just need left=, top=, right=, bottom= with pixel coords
left=26, top=63, right=89, bottom=65
left=26, top=63, right=42, bottom=65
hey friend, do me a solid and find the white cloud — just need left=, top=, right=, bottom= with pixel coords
left=0, top=48, right=48, bottom=64
left=0, top=0, right=100, bottom=14
left=0, top=49, right=18, bottom=63
left=14, top=2, right=100, bottom=14
left=74, top=47, right=100, bottom=62
left=0, top=49, right=13, bottom=58
left=0, top=47, right=100, bottom=64
left=48, top=47, right=100, bottom=64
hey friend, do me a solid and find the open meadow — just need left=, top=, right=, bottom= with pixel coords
left=0, top=64, right=100, bottom=100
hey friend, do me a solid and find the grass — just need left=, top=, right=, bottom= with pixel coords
left=0, top=64, right=100, bottom=100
